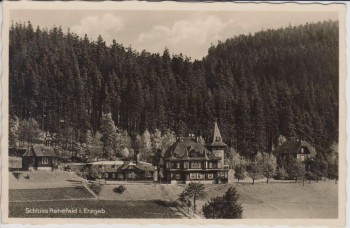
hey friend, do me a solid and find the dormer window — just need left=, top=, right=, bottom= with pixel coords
left=216, top=136, right=221, bottom=142
left=301, top=148, right=304, bottom=154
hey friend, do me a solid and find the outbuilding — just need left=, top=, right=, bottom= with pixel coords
left=22, top=144, right=60, bottom=171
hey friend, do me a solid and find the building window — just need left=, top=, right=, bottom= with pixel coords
left=301, top=148, right=304, bottom=154
left=112, top=173, right=116, bottom=179
left=31, top=158, right=35, bottom=165
left=208, top=162, right=213, bottom=169
left=176, top=162, right=181, bottom=169
left=184, top=161, right=189, bottom=169
left=190, top=173, right=196, bottom=179
left=42, top=158, right=48, bottom=164
left=145, top=171, right=152, bottom=178
left=216, top=136, right=221, bottom=142
left=197, top=173, right=204, bottom=179
left=175, top=174, right=181, bottom=180
left=105, top=173, right=109, bottom=178
left=191, top=161, right=201, bottom=169
left=218, top=162, right=222, bottom=169
left=118, top=173, right=124, bottom=180
left=300, top=155, right=305, bottom=161
left=207, top=173, right=214, bottom=179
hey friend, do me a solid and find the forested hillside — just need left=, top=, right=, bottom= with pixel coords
left=9, top=20, right=338, bottom=159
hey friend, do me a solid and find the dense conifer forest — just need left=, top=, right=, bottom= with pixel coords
left=9, top=20, right=338, bottom=159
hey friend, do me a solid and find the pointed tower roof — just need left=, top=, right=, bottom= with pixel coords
left=213, top=121, right=222, bottom=143
left=210, top=121, right=227, bottom=148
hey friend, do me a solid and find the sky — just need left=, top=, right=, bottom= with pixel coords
left=10, top=10, right=338, bottom=60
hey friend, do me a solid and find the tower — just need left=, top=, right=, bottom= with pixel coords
left=209, top=121, right=227, bottom=168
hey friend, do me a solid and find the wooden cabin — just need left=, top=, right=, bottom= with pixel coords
left=275, top=140, right=316, bottom=169
left=22, top=144, right=60, bottom=171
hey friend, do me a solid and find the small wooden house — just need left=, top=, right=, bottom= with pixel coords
left=275, top=140, right=316, bottom=169
left=22, top=144, right=60, bottom=171
left=117, top=161, right=156, bottom=181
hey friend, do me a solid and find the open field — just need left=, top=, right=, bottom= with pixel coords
left=9, top=200, right=181, bottom=218
left=98, top=184, right=185, bottom=201
left=201, top=181, right=338, bottom=219
left=8, top=170, right=338, bottom=219
left=9, top=171, right=87, bottom=189
left=97, top=181, right=338, bottom=218
left=10, top=187, right=95, bottom=202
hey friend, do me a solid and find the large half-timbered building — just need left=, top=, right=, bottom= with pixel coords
left=162, top=122, right=229, bottom=184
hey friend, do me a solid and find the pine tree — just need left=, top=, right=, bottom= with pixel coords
left=202, top=187, right=243, bottom=219
left=100, top=113, right=118, bottom=158
left=9, top=115, right=19, bottom=148
left=18, top=118, right=40, bottom=150
left=9, top=21, right=339, bottom=160
left=183, top=182, right=207, bottom=212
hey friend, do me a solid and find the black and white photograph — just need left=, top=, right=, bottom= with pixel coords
left=1, top=1, right=346, bottom=225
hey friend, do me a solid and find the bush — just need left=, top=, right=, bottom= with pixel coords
left=63, top=165, right=71, bottom=171
left=309, top=159, right=327, bottom=182
left=87, top=167, right=99, bottom=180
left=275, top=167, right=287, bottom=180
left=88, top=183, right=102, bottom=195
left=305, top=171, right=317, bottom=183
left=285, top=159, right=305, bottom=182
left=114, top=185, right=126, bottom=194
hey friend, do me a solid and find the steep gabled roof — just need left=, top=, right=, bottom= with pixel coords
left=23, top=144, right=58, bottom=157
left=212, top=121, right=222, bottom=143
left=275, top=140, right=316, bottom=157
left=209, top=121, right=227, bottom=148
left=163, top=137, right=210, bottom=160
